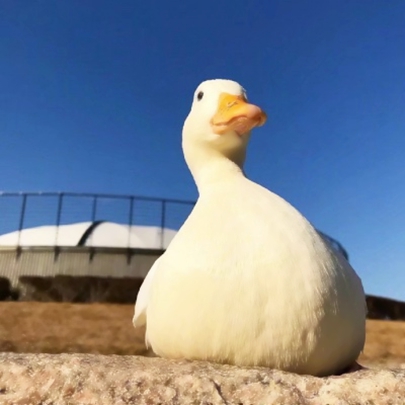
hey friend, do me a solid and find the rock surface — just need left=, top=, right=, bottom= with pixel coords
left=0, top=353, right=403, bottom=404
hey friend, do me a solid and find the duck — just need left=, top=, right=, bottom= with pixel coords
left=133, top=79, right=366, bottom=377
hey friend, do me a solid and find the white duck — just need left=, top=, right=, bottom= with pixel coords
left=133, top=79, right=366, bottom=377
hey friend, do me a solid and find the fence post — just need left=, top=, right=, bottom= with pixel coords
left=17, top=194, right=27, bottom=248
left=54, top=193, right=64, bottom=247
left=160, top=200, right=166, bottom=250
left=126, top=196, right=135, bottom=264
left=127, top=196, right=134, bottom=249
left=89, top=195, right=98, bottom=248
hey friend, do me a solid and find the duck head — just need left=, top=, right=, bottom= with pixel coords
left=182, top=79, right=266, bottom=186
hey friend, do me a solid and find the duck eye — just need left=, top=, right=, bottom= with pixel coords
left=197, top=91, right=204, bottom=101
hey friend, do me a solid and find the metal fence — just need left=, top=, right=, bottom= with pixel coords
left=0, top=191, right=351, bottom=288
left=0, top=191, right=349, bottom=259
left=0, top=191, right=195, bottom=249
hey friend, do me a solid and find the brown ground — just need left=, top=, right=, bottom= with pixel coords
left=0, top=302, right=404, bottom=368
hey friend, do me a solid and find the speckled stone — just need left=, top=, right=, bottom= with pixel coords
left=0, top=353, right=404, bottom=404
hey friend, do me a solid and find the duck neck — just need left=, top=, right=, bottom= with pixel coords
left=184, top=145, right=246, bottom=193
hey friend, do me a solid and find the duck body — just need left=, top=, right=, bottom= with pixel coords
left=134, top=79, right=366, bottom=377
left=145, top=173, right=365, bottom=376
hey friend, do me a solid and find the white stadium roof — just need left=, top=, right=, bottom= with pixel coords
left=0, top=221, right=177, bottom=249
left=0, top=221, right=349, bottom=260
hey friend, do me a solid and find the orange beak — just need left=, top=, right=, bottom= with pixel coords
left=210, top=93, right=267, bottom=135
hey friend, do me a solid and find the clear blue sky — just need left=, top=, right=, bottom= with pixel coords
left=0, top=1, right=404, bottom=300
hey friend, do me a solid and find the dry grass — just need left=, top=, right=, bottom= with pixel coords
left=360, top=319, right=405, bottom=367
left=0, top=302, right=148, bottom=356
left=0, top=302, right=404, bottom=367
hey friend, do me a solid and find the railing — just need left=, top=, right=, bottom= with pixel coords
left=0, top=192, right=195, bottom=249
left=0, top=191, right=349, bottom=260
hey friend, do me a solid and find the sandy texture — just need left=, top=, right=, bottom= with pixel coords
left=0, top=353, right=404, bottom=405
left=1, top=302, right=405, bottom=404
left=1, top=302, right=405, bottom=368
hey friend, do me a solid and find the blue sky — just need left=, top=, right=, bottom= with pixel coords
left=0, top=1, right=404, bottom=300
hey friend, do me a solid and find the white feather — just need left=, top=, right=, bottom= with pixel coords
left=132, top=79, right=366, bottom=376
left=133, top=257, right=161, bottom=328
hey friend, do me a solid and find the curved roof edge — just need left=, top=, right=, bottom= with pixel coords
left=77, top=221, right=106, bottom=246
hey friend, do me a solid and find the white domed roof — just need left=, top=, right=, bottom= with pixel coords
left=0, top=221, right=177, bottom=249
